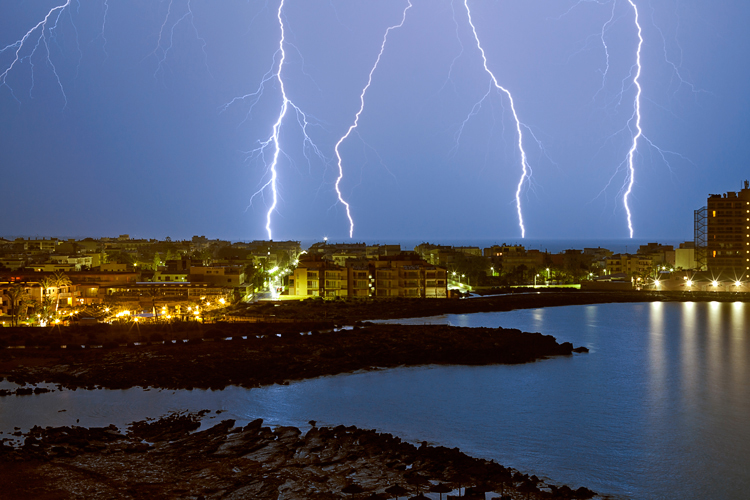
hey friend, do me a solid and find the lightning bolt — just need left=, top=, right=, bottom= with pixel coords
left=648, top=2, right=709, bottom=98
left=0, top=0, right=72, bottom=107
left=580, top=0, right=650, bottom=236
left=622, top=0, right=643, bottom=239
left=97, top=0, right=110, bottom=61
left=150, top=0, right=210, bottom=81
left=226, top=0, right=326, bottom=241
left=333, top=1, right=413, bottom=239
left=463, top=0, right=533, bottom=238
left=597, top=0, right=643, bottom=238
left=586, top=0, right=699, bottom=237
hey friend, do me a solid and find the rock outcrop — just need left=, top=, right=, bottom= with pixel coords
left=0, top=413, right=597, bottom=500
left=0, top=324, right=587, bottom=391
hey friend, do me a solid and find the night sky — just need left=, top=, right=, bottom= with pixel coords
left=1, top=1, right=748, bottom=243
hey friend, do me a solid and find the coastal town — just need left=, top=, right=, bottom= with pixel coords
left=0, top=232, right=695, bottom=326
left=8, top=183, right=749, bottom=328
left=2, top=186, right=750, bottom=500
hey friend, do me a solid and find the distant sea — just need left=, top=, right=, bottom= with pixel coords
left=3, top=235, right=686, bottom=255
left=297, top=238, right=686, bottom=254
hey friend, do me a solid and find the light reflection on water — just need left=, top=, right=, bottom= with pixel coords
left=2, top=302, right=750, bottom=499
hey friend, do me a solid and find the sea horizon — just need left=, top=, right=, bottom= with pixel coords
left=1, top=235, right=688, bottom=256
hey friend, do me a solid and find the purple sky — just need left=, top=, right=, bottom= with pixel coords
left=1, top=1, right=747, bottom=243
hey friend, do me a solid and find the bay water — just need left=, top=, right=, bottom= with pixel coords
left=2, top=301, right=749, bottom=499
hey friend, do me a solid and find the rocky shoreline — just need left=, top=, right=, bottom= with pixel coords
left=0, top=412, right=597, bottom=499
left=0, top=294, right=626, bottom=499
left=0, top=323, right=586, bottom=391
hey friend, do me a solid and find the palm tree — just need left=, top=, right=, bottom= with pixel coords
left=39, top=276, right=54, bottom=294
left=51, top=270, right=71, bottom=311
left=38, top=276, right=55, bottom=307
left=35, top=295, right=56, bottom=327
left=6, top=284, right=29, bottom=326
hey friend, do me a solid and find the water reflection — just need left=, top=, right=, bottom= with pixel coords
left=368, top=303, right=750, bottom=499
left=648, top=301, right=665, bottom=398
left=583, top=304, right=597, bottom=330
left=680, top=302, right=698, bottom=411
left=3, top=303, right=750, bottom=499
left=730, top=302, right=747, bottom=387
left=707, top=302, right=724, bottom=409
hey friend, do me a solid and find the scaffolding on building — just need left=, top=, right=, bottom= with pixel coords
left=694, top=206, right=707, bottom=271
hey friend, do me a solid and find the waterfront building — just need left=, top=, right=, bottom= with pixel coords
left=704, top=182, right=750, bottom=274
left=289, top=255, right=347, bottom=298
left=370, top=254, right=448, bottom=298
left=289, top=253, right=448, bottom=298
left=637, top=243, right=675, bottom=267
left=674, top=242, right=697, bottom=271
left=604, top=254, right=653, bottom=278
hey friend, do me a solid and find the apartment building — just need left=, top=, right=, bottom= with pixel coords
left=189, top=264, right=245, bottom=286
left=289, top=254, right=448, bottom=298
left=605, top=254, right=653, bottom=277
left=705, top=184, right=750, bottom=273
left=289, top=256, right=347, bottom=297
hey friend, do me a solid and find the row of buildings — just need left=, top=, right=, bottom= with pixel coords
left=4, top=181, right=750, bottom=322
left=0, top=235, right=302, bottom=274
left=0, top=236, right=305, bottom=323
left=289, top=254, right=448, bottom=298
left=0, top=266, right=245, bottom=321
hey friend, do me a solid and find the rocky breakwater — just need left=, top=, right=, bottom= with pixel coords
left=0, top=412, right=597, bottom=499
left=240, top=290, right=691, bottom=322
left=0, top=324, right=588, bottom=391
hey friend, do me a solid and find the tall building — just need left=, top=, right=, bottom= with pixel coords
left=705, top=181, right=750, bottom=274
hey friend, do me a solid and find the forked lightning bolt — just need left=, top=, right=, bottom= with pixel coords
left=226, top=0, right=325, bottom=241
left=591, top=0, right=694, bottom=238
left=0, top=1, right=73, bottom=106
left=623, top=0, right=643, bottom=239
left=333, top=0, right=413, bottom=239
left=464, top=0, right=533, bottom=238
left=150, top=0, right=210, bottom=81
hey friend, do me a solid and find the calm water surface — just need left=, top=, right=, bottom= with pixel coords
left=2, top=302, right=749, bottom=499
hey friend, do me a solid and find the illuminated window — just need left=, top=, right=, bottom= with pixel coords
left=712, top=211, right=716, bottom=217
